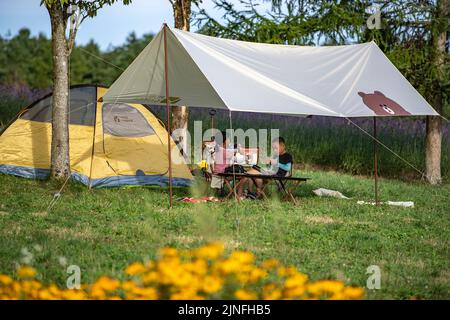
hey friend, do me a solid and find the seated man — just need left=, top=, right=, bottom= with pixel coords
left=238, top=137, right=293, bottom=199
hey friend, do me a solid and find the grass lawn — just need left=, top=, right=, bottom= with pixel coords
left=0, top=168, right=448, bottom=299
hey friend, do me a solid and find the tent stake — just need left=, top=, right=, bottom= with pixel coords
left=373, top=117, right=379, bottom=206
left=163, top=24, right=173, bottom=209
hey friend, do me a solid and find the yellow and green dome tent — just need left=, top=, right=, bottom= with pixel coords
left=0, top=84, right=193, bottom=188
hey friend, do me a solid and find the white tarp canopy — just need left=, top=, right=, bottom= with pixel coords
left=103, top=25, right=438, bottom=118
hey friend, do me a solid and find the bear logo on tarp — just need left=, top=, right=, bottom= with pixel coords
left=358, top=91, right=411, bottom=116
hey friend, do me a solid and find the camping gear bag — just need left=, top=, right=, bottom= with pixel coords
left=224, top=164, right=246, bottom=174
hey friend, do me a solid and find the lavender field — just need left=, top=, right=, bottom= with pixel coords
left=1, top=84, right=449, bottom=181
left=0, top=84, right=49, bottom=128
left=183, top=108, right=450, bottom=181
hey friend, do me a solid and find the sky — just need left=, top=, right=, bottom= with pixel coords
left=0, top=0, right=256, bottom=51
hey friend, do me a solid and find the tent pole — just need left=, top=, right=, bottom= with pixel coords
left=373, top=117, right=379, bottom=206
left=88, top=93, right=99, bottom=189
left=163, top=23, right=173, bottom=208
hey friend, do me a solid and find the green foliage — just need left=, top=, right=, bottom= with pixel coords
left=194, top=0, right=450, bottom=116
left=0, top=170, right=448, bottom=299
left=0, top=30, right=52, bottom=88
left=42, top=0, right=132, bottom=17
left=0, top=29, right=153, bottom=88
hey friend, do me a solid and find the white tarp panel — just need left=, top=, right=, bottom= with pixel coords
left=102, top=29, right=227, bottom=109
left=103, top=26, right=438, bottom=118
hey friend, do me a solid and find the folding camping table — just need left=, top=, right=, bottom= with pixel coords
left=217, top=173, right=310, bottom=205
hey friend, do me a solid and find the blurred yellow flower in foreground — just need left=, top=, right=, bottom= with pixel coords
left=202, top=275, right=223, bottom=294
left=16, top=266, right=37, bottom=279
left=235, top=289, right=257, bottom=300
left=124, top=263, right=145, bottom=276
left=194, top=242, right=224, bottom=260
left=0, top=243, right=364, bottom=300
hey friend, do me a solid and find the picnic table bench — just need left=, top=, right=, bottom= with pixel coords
left=217, top=172, right=310, bottom=205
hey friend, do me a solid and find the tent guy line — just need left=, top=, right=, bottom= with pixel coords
left=343, top=116, right=425, bottom=177
left=78, top=46, right=125, bottom=71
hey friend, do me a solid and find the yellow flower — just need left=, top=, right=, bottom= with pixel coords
left=263, top=289, right=282, bottom=300
left=249, top=267, right=267, bottom=282
left=61, top=289, right=87, bottom=300
left=183, top=259, right=208, bottom=275
left=172, top=272, right=195, bottom=288
left=202, top=276, right=223, bottom=294
left=284, top=285, right=306, bottom=299
left=16, top=266, right=37, bottom=278
left=0, top=274, right=13, bottom=285
left=90, top=287, right=106, bottom=299
left=121, top=280, right=137, bottom=292
left=307, top=280, right=344, bottom=296
left=131, top=287, right=158, bottom=300
left=217, top=259, right=241, bottom=274
left=341, top=287, right=364, bottom=299
left=0, top=243, right=364, bottom=301
left=124, top=262, right=145, bottom=276
left=194, top=242, right=224, bottom=260
left=230, top=251, right=254, bottom=264
left=159, top=247, right=178, bottom=257
left=92, top=276, right=120, bottom=292
left=48, top=284, right=61, bottom=296
left=235, top=289, right=257, bottom=300
left=141, top=271, right=159, bottom=284
left=38, top=289, right=54, bottom=300
left=277, top=266, right=298, bottom=277
left=262, top=259, right=280, bottom=269
left=236, top=273, right=251, bottom=284
left=284, top=273, right=308, bottom=289
left=171, top=287, right=204, bottom=300
left=263, top=283, right=276, bottom=291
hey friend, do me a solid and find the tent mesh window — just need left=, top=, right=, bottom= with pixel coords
left=102, top=103, right=155, bottom=137
left=20, top=86, right=96, bottom=126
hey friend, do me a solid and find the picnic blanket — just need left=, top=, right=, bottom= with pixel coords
left=179, top=196, right=221, bottom=204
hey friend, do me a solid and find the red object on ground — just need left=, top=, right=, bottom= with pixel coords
left=180, top=197, right=221, bottom=203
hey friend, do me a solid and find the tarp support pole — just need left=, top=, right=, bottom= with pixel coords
left=88, top=90, right=99, bottom=189
left=163, top=23, right=173, bottom=208
left=373, top=117, right=379, bottom=206
left=89, top=102, right=98, bottom=189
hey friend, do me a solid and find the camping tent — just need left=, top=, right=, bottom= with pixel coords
left=102, top=25, right=438, bottom=118
left=0, top=84, right=193, bottom=188
left=102, top=24, right=440, bottom=206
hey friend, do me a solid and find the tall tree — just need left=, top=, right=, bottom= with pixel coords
left=169, top=0, right=194, bottom=155
left=425, top=0, right=448, bottom=185
left=196, top=0, right=449, bottom=184
left=41, top=0, right=131, bottom=182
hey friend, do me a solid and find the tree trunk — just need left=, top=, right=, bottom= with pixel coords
left=172, top=0, right=191, bottom=155
left=49, top=6, right=71, bottom=181
left=425, top=0, right=447, bottom=185
left=425, top=114, right=442, bottom=184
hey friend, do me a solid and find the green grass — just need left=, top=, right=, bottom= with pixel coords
left=0, top=169, right=449, bottom=299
